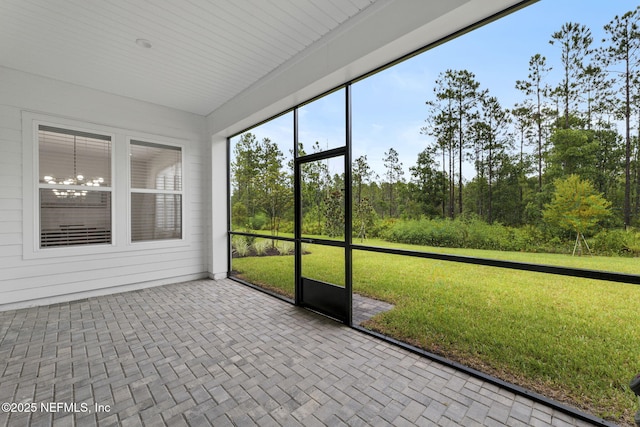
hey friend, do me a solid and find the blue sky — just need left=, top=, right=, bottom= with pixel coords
left=235, top=0, right=637, bottom=179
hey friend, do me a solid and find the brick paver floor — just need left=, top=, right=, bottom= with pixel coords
left=0, top=279, right=602, bottom=426
left=352, top=294, right=394, bottom=327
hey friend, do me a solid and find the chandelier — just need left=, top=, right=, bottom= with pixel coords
left=44, top=175, right=104, bottom=198
left=43, top=133, right=105, bottom=198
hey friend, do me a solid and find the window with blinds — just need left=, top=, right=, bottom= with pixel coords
left=130, top=140, right=182, bottom=242
left=38, top=125, right=112, bottom=248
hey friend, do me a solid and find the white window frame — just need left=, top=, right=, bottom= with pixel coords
left=23, top=113, right=117, bottom=259
left=22, top=112, right=189, bottom=260
left=127, top=137, right=187, bottom=247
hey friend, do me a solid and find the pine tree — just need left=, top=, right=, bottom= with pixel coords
left=597, top=6, right=640, bottom=227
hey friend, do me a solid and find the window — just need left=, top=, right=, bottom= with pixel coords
left=130, top=140, right=182, bottom=242
left=38, top=125, right=112, bottom=248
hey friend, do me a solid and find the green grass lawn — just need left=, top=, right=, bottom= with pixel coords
left=231, top=241, right=640, bottom=424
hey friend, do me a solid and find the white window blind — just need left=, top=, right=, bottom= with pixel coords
left=38, top=125, right=112, bottom=248
left=130, top=141, right=182, bottom=242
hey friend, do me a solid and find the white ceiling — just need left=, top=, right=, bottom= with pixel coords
left=0, top=0, right=530, bottom=122
left=0, top=0, right=377, bottom=116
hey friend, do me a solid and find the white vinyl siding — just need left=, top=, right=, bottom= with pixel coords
left=2, top=68, right=208, bottom=309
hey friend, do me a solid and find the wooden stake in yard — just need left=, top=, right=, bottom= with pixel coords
left=572, top=231, right=592, bottom=256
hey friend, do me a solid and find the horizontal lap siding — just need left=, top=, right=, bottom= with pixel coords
left=0, top=107, right=24, bottom=276
left=1, top=248, right=204, bottom=285
left=0, top=68, right=210, bottom=307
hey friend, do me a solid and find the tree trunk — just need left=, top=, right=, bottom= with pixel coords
left=624, top=55, right=632, bottom=228
left=488, top=135, right=493, bottom=224
left=442, top=147, right=446, bottom=218
left=459, top=124, right=463, bottom=216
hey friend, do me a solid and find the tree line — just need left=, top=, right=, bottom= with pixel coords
left=422, top=7, right=640, bottom=229
left=231, top=7, right=640, bottom=244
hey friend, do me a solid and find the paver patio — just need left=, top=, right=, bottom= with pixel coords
left=0, top=279, right=601, bottom=426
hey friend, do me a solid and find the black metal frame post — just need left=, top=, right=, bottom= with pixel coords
left=294, top=108, right=302, bottom=306
left=344, top=84, right=353, bottom=326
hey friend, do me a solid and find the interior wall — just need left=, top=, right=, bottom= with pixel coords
left=0, top=66, right=210, bottom=309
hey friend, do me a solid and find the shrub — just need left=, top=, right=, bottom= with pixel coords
left=369, top=218, right=397, bottom=239
left=250, top=212, right=268, bottom=230
left=591, top=228, right=640, bottom=256
left=276, top=241, right=294, bottom=255
left=511, top=225, right=546, bottom=253
left=383, top=218, right=465, bottom=248
left=231, top=235, right=250, bottom=257
left=252, top=239, right=271, bottom=256
left=464, top=218, right=515, bottom=251
left=278, top=220, right=294, bottom=234
left=301, top=213, right=324, bottom=236
left=382, top=217, right=572, bottom=253
left=231, top=202, right=248, bottom=228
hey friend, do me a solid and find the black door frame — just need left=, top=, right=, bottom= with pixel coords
left=293, top=86, right=352, bottom=324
